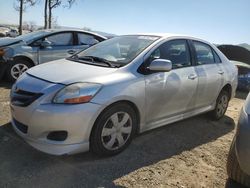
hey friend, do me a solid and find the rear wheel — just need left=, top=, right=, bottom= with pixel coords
left=210, top=90, right=229, bottom=120
left=5, top=59, right=33, bottom=82
left=227, top=137, right=250, bottom=187
left=90, top=103, right=137, bottom=156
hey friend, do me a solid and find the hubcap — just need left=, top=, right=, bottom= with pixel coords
left=101, top=112, right=132, bottom=150
left=216, top=95, right=228, bottom=117
left=11, top=64, right=29, bottom=79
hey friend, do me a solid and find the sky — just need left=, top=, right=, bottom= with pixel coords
left=0, top=0, right=249, bottom=44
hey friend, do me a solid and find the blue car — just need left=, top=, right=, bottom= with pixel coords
left=231, top=61, right=250, bottom=91
left=0, top=29, right=106, bottom=82
left=227, top=92, right=250, bottom=186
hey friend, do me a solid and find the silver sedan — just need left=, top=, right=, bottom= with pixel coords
left=10, top=34, right=238, bottom=156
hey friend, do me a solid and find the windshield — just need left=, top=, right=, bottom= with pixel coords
left=74, top=35, right=159, bottom=66
left=15, top=30, right=52, bottom=43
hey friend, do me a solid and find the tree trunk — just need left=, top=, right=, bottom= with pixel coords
left=44, top=0, right=48, bottom=29
left=19, top=0, right=23, bottom=35
left=48, top=0, right=52, bottom=29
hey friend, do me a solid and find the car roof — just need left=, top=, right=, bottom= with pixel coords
left=125, top=33, right=210, bottom=43
left=134, top=33, right=186, bottom=37
left=42, top=29, right=107, bottom=39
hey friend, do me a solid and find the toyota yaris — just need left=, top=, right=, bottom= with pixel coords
left=10, top=34, right=238, bottom=156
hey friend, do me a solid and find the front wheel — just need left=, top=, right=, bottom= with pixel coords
left=210, top=90, right=229, bottom=120
left=5, top=59, right=32, bottom=82
left=90, top=103, right=137, bottom=156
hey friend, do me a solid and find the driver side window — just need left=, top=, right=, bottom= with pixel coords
left=32, top=32, right=73, bottom=47
left=148, top=39, right=191, bottom=69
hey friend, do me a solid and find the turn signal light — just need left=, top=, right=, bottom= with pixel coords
left=64, top=95, right=93, bottom=104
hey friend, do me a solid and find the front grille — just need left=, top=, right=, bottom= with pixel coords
left=11, top=88, right=43, bottom=107
left=13, top=118, right=28, bottom=134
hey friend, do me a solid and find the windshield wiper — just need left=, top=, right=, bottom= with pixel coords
left=69, top=55, right=121, bottom=68
left=81, top=56, right=115, bottom=67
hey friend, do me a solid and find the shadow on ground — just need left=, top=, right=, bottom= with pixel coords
left=0, top=114, right=237, bottom=187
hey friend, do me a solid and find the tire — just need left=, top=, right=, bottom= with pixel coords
left=90, top=103, right=138, bottom=156
left=5, top=59, right=33, bottom=82
left=210, top=90, right=229, bottom=120
left=227, top=137, right=250, bottom=187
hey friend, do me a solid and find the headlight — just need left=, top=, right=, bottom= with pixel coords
left=53, top=83, right=102, bottom=104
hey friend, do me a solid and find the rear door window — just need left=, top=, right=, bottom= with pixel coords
left=77, top=33, right=99, bottom=46
left=193, top=41, right=217, bottom=65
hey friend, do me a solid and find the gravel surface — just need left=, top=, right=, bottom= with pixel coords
left=0, top=81, right=248, bottom=188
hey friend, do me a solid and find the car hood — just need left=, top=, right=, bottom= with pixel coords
left=26, top=59, right=119, bottom=85
left=0, top=37, right=23, bottom=48
left=231, top=60, right=250, bottom=69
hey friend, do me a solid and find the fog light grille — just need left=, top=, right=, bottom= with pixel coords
left=13, top=119, right=28, bottom=134
left=47, top=131, right=68, bottom=141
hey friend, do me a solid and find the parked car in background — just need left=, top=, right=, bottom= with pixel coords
left=6, top=28, right=19, bottom=37
left=218, top=45, right=250, bottom=66
left=0, top=26, right=10, bottom=37
left=231, top=60, right=250, bottom=91
left=0, top=29, right=107, bottom=82
left=227, top=92, right=250, bottom=187
left=10, top=34, right=237, bottom=156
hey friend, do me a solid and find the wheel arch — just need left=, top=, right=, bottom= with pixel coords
left=90, top=100, right=141, bottom=138
left=13, top=55, right=35, bottom=66
left=221, top=83, right=232, bottom=99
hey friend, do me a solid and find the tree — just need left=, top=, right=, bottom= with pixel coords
left=45, top=0, right=77, bottom=29
left=14, top=0, right=37, bottom=35
left=48, top=0, right=61, bottom=29
left=44, top=0, right=48, bottom=29
left=22, top=21, right=37, bottom=31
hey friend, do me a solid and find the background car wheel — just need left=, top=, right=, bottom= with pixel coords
left=90, top=103, right=138, bottom=156
left=227, top=137, right=250, bottom=187
left=5, top=59, right=33, bottom=82
left=210, top=90, right=229, bottom=120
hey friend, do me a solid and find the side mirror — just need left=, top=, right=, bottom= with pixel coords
left=40, top=40, right=51, bottom=48
left=147, top=59, right=172, bottom=72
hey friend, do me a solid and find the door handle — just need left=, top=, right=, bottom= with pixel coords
left=188, top=74, right=197, bottom=80
left=67, top=50, right=76, bottom=55
left=218, top=70, right=224, bottom=75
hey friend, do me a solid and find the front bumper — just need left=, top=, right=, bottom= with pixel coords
left=10, top=74, right=104, bottom=155
left=235, top=107, right=250, bottom=175
left=11, top=102, right=103, bottom=155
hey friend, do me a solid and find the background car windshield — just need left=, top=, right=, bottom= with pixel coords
left=16, top=30, right=51, bottom=43
left=77, top=35, right=159, bottom=65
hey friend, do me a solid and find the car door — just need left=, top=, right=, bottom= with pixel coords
left=38, top=32, right=75, bottom=64
left=144, top=39, right=198, bottom=126
left=191, top=40, right=224, bottom=108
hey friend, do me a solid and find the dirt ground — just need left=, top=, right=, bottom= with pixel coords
left=0, top=81, right=249, bottom=188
